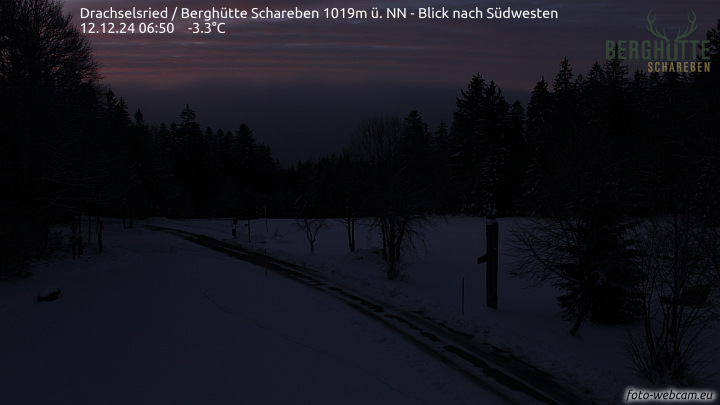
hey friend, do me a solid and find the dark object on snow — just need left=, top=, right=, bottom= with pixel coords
left=37, top=286, right=61, bottom=302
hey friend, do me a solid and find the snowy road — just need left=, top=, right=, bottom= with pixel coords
left=1, top=223, right=511, bottom=404
left=155, top=226, right=589, bottom=405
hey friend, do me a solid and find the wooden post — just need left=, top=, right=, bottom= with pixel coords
left=477, top=219, right=499, bottom=309
left=462, top=277, right=465, bottom=315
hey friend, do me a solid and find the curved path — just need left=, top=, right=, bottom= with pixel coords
left=151, top=225, right=594, bottom=405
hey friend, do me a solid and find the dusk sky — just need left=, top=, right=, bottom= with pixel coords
left=63, top=0, right=718, bottom=164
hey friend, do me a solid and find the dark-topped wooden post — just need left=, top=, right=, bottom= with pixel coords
left=477, top=219, right=499, bottom=309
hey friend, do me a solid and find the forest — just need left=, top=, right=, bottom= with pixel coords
left=0, top=0, right=718, bottom=276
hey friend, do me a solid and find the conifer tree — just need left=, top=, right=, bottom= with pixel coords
left=451, top=74, right=523, bottom=216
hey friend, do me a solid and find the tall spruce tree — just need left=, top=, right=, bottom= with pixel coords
left=451, top=74, right=521, bottom=216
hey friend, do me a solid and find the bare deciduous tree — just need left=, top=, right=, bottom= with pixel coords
left=627, top=214, right=719, bottom=384
left=351, top=113, right=430, bottom=280
left=511, top=214, right=642, bottom=335
left=295, top=218, right=325, bottom=254
left=335, top=217, right=356, bottom=253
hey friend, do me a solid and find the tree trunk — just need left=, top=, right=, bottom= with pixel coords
left=347, top=217, right=356, bottom=253
left=570, top=304, right=590, bottom=335
left=380, top=217, right=388, bottom=260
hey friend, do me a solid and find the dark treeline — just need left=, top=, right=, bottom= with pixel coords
left=1, top=0, right=719, bottom=278
left=96, top=99, right=281, bottom=220
left=0, top=0, right=284, bottom=275
left=299, top=45, right=719, bottom=223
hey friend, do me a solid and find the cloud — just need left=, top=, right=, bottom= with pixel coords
left=62, top=0, right=719, bottom=162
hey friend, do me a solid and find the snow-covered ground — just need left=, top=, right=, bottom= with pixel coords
left=1, top=217, right=718, bottom=403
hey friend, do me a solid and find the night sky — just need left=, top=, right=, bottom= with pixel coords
left=63, top=0, right=718, bottom=164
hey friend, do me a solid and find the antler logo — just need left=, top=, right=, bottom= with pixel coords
left=605, top=9, right=710, bottom=72
left=646, top=10, right=698, bottom=61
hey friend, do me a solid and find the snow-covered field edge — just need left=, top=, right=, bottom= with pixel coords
left=151, top=216, right=719, bottom=404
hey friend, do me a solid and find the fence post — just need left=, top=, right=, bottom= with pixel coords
left=462, top=277, right=465, bottom=315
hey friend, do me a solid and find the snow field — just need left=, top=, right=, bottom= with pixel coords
left=2, top=216, right=718, bottom=403
left=156, top=216, right=719, bottom=403
left=0, top=221, right=507, bottom=404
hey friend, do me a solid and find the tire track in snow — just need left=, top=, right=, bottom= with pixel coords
left=182, top=237, right=431, bottom=405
